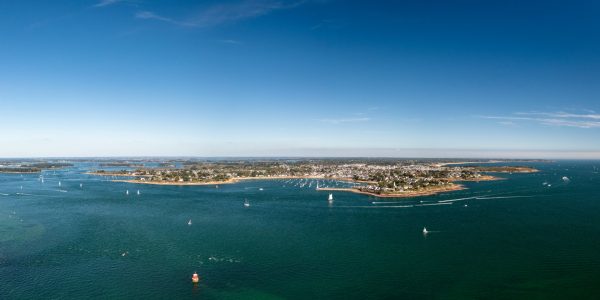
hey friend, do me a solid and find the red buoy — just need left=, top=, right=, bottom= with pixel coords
left=192, top=272, right=200, bottom=283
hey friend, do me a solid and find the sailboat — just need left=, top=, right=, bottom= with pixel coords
left=58, top=181, right=61, bottom=187
left=80, top=183, right=83, bottom=188
left=188, top=219, right=192, bottom=226
left=422, top=227, right=428, bottom=235
left=244, top=199, right=250, bottom=207
left=137, top=190, right=140, bottom=195
left=328, top=193, right=333, bottom=202
left=126, top=190, right=129, bottom=195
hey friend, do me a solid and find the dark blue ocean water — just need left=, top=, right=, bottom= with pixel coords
left=1, top=161, right=600, bottom=299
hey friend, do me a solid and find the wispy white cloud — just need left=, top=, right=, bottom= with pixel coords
left=134, top=0, right=306, bottom=27
left=218, top=39, right=243, bottom=45
left=134, top=11, right=191, bottom=26
left=319, top=117, right=370, bottom=124
left=497, top=121, right=517, bottom=127
left=515, top=111, right=600, bottom=120
left=94, top=0, right=124, bottom=8
left=478, top=111, right=600, bottom=128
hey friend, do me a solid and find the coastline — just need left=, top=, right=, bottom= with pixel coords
left=114, top=178, right=239, bottom=185
left=475, top=168, right=539, bottom=174
left=85, top=172, right=151, bottom=177
left=435, top=160, right=503, bottom=167
left=112, top=176, right=373, bottom=186
left=317, top=184, right=466, bottom=198
left=113, top=175, right=503, bottom=198
left=91, top=170, right=517, bottom=199
left=451, top=175, right=505, bottom=182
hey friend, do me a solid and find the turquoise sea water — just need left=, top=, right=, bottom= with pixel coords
left=1, top=161, right=600, bottom=299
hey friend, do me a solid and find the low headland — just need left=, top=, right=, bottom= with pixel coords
left=87, top=159, right=538, bottom=198
left=0, top=162, right=74, bottom=174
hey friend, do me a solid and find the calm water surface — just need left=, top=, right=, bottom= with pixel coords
left=1, top=161, right=600, bottom=299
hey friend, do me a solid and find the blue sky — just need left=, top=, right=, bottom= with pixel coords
left=1, top=0, right=599, bottom=158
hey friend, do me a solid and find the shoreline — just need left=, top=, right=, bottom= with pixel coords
left=113, top=175, right=503, bottom=198
left=112, top=176, right=374, bottom=186
left=317, top=184, right=466, bottom=198
left=316, top=175, right=503, bottom=198
left=474, top=168, right=539, bottom=174
left=114, top=178, right=239, bottom=185
left=85, top=172, right=152, bottom=177
left=435, top=160, right=503, bottom=167
left=451, top=175, right=505, bottom=182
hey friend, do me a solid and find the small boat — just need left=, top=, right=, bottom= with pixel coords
left=188, top=219, right=192, bottom=226
left=328, top=193, right=333, bottom=202
left=136, top=190, right=140, bottom=195
left=422, top=227, right=428, bottom=234
left=244, top=199, right=250, bottom=207
left=192, top=272, right=199, bottom=283
left=126, top=190, right=129, bottom=195
left=562, top=176, right=570, bottom=182
left=80, top=183, right=83, bottom=188
left=259, top=188, right=264, bottom=191
left=58, top=181, right=61, bottom=187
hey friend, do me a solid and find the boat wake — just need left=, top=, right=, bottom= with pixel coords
left=438, top=196, right=480, bottom=203
left=415, top=202, right=452, bottom=206
left=337, top=205, right=415, bottom=208
left=474, top=195, right=536, bottom=200
left=16, top=192, right=35, bottom=196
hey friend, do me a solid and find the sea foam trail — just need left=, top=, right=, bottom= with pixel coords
left=415, top=202, right=453, bottom=206
left=475, top=195, right=536, bottom=200
left=438, top=187, right=544, bottom=203
left=337, top=205, right=415, bottom=208
left=438, top=196, right=480, bottom=203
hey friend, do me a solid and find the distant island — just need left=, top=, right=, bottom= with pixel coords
left=0, top=162, right=73, bottom=173
left=88, top=159, right=539, bottom=198
left=99, top=162, right=144, bottom=167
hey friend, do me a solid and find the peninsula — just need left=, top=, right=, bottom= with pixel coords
left=89, top=159, right=538, bottom=198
